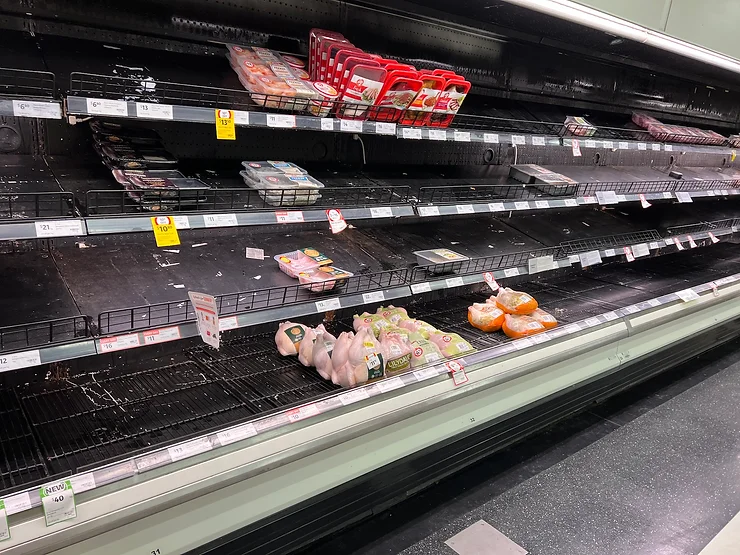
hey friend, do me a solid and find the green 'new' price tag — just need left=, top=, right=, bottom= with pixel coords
left=40, top=480, right=76, bottom=526
left=0, top=501, right=9, bottom=541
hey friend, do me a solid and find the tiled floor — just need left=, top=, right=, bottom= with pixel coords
left=299, top=340, right=740, bottom=555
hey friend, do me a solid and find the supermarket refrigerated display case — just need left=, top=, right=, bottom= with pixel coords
left=1, top=1, right=740, bottom=553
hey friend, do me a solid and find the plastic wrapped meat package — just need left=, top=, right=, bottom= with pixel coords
left=428, top=331, right=474, bottom=357
left=564, top=116, right=597, bottom=137
left=493, top=288, right=539, bottom=315
left=502, top=314, right=546, bottom=339
left=353, top=312, right=393, bottom=337
left=274, top=248, right=332, bottom=278
left=298, top=266, right=353, bottom=292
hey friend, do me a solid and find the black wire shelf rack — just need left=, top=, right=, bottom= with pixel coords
left=561, top=230, right=663, bottom=254
left=0, top=316, right=92, bottom=354
left=666, top=218, right=737, bottom=236
left=0, top=192, right=76, bottom=220
left=0, top=67, right=56, bottom=99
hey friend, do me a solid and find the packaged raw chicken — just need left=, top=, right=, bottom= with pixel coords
left=494, top=288, right=538, bottom=315
left=336, top=63, right=386, bottom=120
left=428, top=76, right=471, bottom=128
left=398, top=318, right=437, bottom=339
left=468, top=303, right=505, bottom=332
left=372, top=71, right=423, bottom=122
left=376, top=305, right=409, bottom=325
left=529, top=308, right=558, bottom=329
left=274, top=248, right=332, bottom=278
left=409, top=332, right=444, bottom=368
left=329, top=331, right=354, bottom=383
left=275, top=321, right=309, bottom=356
left=298, top=266, right=353, bottom=292
left=334, top=328, right=385, bottom=388
left=563, top=116, right=597, bottom=137
left=502, top=314, right=546, bottom=339
left=429, top=332, right=474, bottom=358
left=353, top=312, right=393, bottom=337
left=400, top=74, right=445, bottom=127
left=378, top=330, right=413, bottom=376
left=298, top=325, right=322, bottom=366
left=312, top=328, right=337, bottom=379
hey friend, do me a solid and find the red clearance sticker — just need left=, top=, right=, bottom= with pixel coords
left=326, top=208, right=348, bottom=234
left=483, top=272, right=499, bottom=291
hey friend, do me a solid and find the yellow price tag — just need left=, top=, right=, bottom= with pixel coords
left=215, top=109, right=236, bottom=140
left=151, top=216, right=181, bottom=247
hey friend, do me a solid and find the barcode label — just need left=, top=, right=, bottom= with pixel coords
left=275, top=211, right=305, bottom=223
left=411, top=282, right=432, bottom=294
left=168, top=437, right=212, bottom=462
left=503, top=268, right=520, bottom=277
left=217, top=423, right=257, bottom=446
left=315, top=298, right=341, bottom=312
left=13, top=100, right=62, bottom=119
left=428, top=129, right=447, bottom=141
left=266, top=114, right=296, bottom=128
left=375, top=122, right=396, bottom=135
left=340, top=119, right=363, bottom=132
left=370, top=207, right=394, bottom=218
left=99, top=334, right=140, bottom=353
left=618, top=142, right=629, bottom=150
left=418, top=206, right=440, bottom=217
left=402, top=127, right=422, bottom=139
left=532, top=136, right=546, bottom=146
left=445, top=277, right=465, bottom=288
left=339, top=389, right=371, bottom=406
left=34, top=220, right=84, bottom=238
left=203, top=213, right=238, bottom=227
left=484, top=133, right=499, bottom=143
left=453, top=131, right=471, bottom=142
left=511, top=135, right=526, bottom=145
left=456, top=204, right=475, bottom=214
left=320, top=118, right=334, bottom=131
left=86, top=98, right=128, bottom=116
left=136, top=102, right=174, bottom=120
left=362, top=291, right=385, bottom=304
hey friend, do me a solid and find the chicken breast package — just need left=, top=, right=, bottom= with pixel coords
left=376, top=305, right=409, bottom=326
left=353, top=312, right=393, bottom=337
left=530, top=308, right=558, bottom=329
left=275, top=321, right=309, bottom=356
left=409, top=332, right=444, bottom=368
left=298, top=266, right=353, bottom=292
left=379, top=331, right=413, bottom=376
left=312, top=328, right=337, bottom=380
left=429, top=332, right=474, bottom=358
left=502, top=314, right=546, bottom=339
left=493, top=288, right=539, bottom=315
left=468, top=303, right=505, bottom=332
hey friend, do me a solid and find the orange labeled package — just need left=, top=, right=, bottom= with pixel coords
left=494, top=287, right=538, bottom=315
left=467, top=303, right=505, bottom=332
left=530, top=308, right=558, bottom=329
left=502, top=314, right=546, bottom=339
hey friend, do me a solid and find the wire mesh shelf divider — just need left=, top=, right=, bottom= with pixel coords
left=561, top=230, right=662, bottom=253
left=667, top=219, right=737, bottom=236
left=0, top=316, right=92, bottom=353
left=0, top=67, right=56, bottom=98
left=0, top=192, right=75, bottom=220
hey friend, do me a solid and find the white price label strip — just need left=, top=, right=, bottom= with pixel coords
left=35, top=220, right=84, bottom=238
left=370, top=207, right=393, bottom=218
left=511, top=135, right=526, bottom=145
left=168, top=437, right=212, bottom=462
left=411, top=282, right=432, bottom=294
left=375, top=122, right=396, bottom=135
left=445, top=277, right=465, bottom=288
left=603, top=311, right=619, bottom=321
left=376, top=376, right=405, bottom=393
left=428, top=129, right=446, bottom=141
left=339, top=388, right=371, bottom=406
left=514, top=201, right=530, bottom=210
left=233, top=111, right=249, bottom=125
left=503, top=268, right=520, bottom=278
left=618, top=142, right=629, bottom=150
left=86, top=98, right=128, bottom=116
left=12, top=100, right=61, bottom=119
left=675, top=192, right=693, bottom=203
left=40, top=480, right=76, bottom=526
left=0, top=349, right=41, bottom=372
left=676, top=289, right=701, bottom=302
left=219, top=316, right=239, bottom=331
left=266, top=114, right=296, bottom=128
left=99, top=334, right=140, bottom=353
left=173, top=215, right=190, bottom=229
left=245, top=247, right=265, bottom=260
left=602, top=141, right=614, bottom=149
left=579, top=250, right=602, bottom=268
left=596, top=191, right=619, bottom=205
left=647, top=299, right=661, bottom=307
left=456, top=204, right=475, bottom=214
left=483, top=272, right=499, bottom=291
left=3, top=493, right=31, bottom=515
left=203, top=213, right=238, bottom=227
left=275, top=211, right=304, bottom=224
left=483, top=133, right=499, bottom=143
left=564, top=199, right=578, bottom=207
left=287, top=403, right=319, bottom=423
left=604, top=249, right=616, bottom=257
left=69, top=473, right=96, bottom=494
left=340, top=119, right=363, bottom=132
left=535, top=200, right=550, bottom=209
left=664, top=144, right=673, bottom=151
left=528, top=255, right=555, bottom=274
left=402, top=127, right=422, bottom=140
left=217, top=423, right=257, bottom=446
left=413, top=367, right=439, bottom=381
left=418, top=206, right=440, bottom=217
left=142, top=327, right=181, bottom=345
left=315, top=298, right=341, bottom=312
left=584, top=317, right=601, bottom=327
left=135, top=102, right=174, bottom=120
left=637, top=143, right=647, bottom=150
left=631, top=243, right=650, bottom=258
left=532, top=136, right=546, bottom=146
left=651, top=143, right=661, bottom=151
left=584, top=139, right=597, bottom=148
left=320, top=118, right=334, bottom=131
left=488, top=202, right=505, bottom=212
left=453, top=131, right=471, bottom=142
left=362, top=291, right=385, bottom=304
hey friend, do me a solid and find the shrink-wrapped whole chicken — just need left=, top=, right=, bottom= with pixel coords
left=334, top=328, right=385, bottom=388
left=409, top=332, right=444, bottom=368
left=398, top=318, right=437, bottom=339
left=502, top=314, right=546, bottom=339
left=529, top=308, right=558, bottom=329
left=378, top=330, right=413, bottom=375
left=275, top=321, right=309, bottom=356
left=468, top=303, right=505, bottom=332
left=353, top=312, right=393, bottom=337
left=376, top=305, right=409, bottom=325
left=429, top=332, right=474, bottom=358
left=493, top=288, right=538, bottom=315
left=312, top=328, right=337, bottom=380
left=329, top=331, right=354, bottom=383
left=298, top=324, right=329, bottom=366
